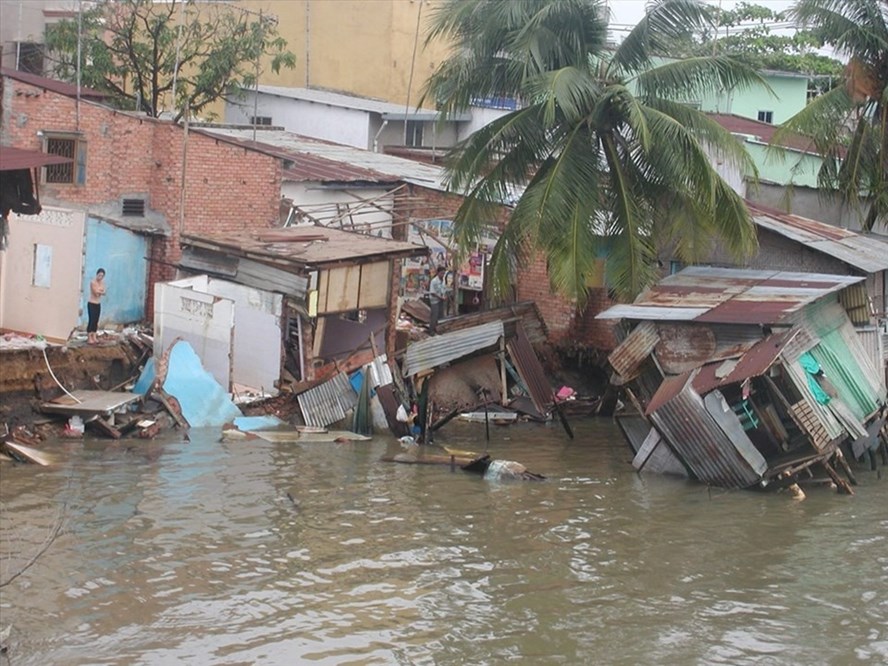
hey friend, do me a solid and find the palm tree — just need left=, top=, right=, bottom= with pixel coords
left=778, top=0, right=887, bottom=231
left=423, top=0, right=762, bottom=303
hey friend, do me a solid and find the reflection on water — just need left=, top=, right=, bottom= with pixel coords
left=1, top=419, right=886, bottom=665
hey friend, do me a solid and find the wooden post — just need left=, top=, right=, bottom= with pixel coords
left=820, top=460, right=854, bottom=495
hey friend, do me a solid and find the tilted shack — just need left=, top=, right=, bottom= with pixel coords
left=598, top=267, right=887, bottom=491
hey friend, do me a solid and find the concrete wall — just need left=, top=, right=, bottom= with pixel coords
left=699, top=73, right=809, bottom=125
left=234, top=0, right=453, bottom=108
left=0, top=1, right=78, bottom=74
left=225, top=90, right=372, bottom=149
left=0, top=206, right=85, bottom=340
left=747, top=182, right=869, bottom=230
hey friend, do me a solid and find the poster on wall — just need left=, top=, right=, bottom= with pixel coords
left=401, top=219, right=498, bottom=297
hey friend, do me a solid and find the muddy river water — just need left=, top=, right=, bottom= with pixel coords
left=1, top=418, right=886, bottom=665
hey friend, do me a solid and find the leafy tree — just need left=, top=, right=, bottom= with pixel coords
left=668, top=2, right=843, bottom=79
left=423, top=0, right=762, bottom=302
left=45, top=0, right=296, bottom=122
left=776, top=0, right=887, bottom=231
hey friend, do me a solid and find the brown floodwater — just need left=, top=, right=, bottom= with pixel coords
left=1, top=418, right=886, bottom=665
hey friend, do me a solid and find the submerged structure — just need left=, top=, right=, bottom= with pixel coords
left=598, top=267, right=887, bottom=491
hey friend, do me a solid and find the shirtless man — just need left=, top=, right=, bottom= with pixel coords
left=87, top=268, right=106, bottom=344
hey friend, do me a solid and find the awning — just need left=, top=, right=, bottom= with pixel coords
left=0, top=146, right=72, bottom=171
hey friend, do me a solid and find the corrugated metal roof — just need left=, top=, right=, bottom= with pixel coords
left=256, top=85, right=449, bottom=120
left=648, top=380, right=767, bottom=489
left=0, top=145, right=72, bottom=171
left=2, top=67, right=107, bottom=101
left=692, top=330, right=796, bottom=396
left=749, top=203, right=888, bottom=273
left=506, top=325, right=552, bottom=414
left=296, top=372, right=358, bottom=427
left=597, top=267, right=863, bottom=325
left=182, top=226, right=426, bottom=270
left=403, top=321, right=504, bottom=377
left=608, top=321, right=659, bottom=379
left=708, top=112, right=819, bottom=154
left=195, top=126, right=450, bottom=192
left=368, top=354, right=394, bottom=387
left=438, top=301, right=548, bottom=345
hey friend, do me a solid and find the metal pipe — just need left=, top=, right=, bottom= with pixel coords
left=372, top=119, right=388, bottom=153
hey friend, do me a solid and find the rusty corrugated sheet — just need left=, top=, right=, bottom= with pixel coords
left=506, top=324, right=552, bottom=414
left=608, top=321, right=658, bottom=379
left=597, top=267, right=864, bottom=325
left=296, top=372, right=358, bottom=427
left=0, top=146, right=72, bottom=171
left=749, top=204, right=888, bottom=273
left=182, top=225, right=426, bottom=271
left=403, top=321, right=503, bottom=377
left=438, top=302, right=548, bottom=345
left=648, top=381, right=767, bottom=489
left=655, top=323, right=717, bottom=374
left=692, top=330, right=796, bottom=396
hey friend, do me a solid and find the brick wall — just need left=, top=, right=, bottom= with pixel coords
left=395, top=184, right=617, bottom=348
left=2, top=76, right=282, bottom=318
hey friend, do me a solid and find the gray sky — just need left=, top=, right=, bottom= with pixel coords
left=607, top=0, right=796, bottom=37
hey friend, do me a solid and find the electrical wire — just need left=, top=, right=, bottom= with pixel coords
left=42, top=346, right=82, bottom=404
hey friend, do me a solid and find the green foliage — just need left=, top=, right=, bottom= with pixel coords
left=45, top=0, right=296, bottom=121
left=777, top=0, right=888, bottom=230
left=423, top=0, right=760, bottom=303
left=666, top=1, right=843, bottom=77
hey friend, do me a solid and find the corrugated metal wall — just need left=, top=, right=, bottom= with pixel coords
left=649, top=382, right=765, bottom=489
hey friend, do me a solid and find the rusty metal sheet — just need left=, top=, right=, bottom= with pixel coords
left=0, top=146, right=72, bottom=170
left=692, top=330, right=796, bottom=396
left=750, top=204, right=888, bottom=273
left=648, top=381, right=767, bottom=489
left=598, top=267, right=864, bottom=325
left=438, top=301, right=548, bottom=345
left=654, top=324, right=717, bottom=374
left=403, top=321, right=503, bottom=377
left=608, top=321, right=658, bottom=379
left=506, top=324, right=552, bottom=414
left=182, top=225, right=426, bottom=271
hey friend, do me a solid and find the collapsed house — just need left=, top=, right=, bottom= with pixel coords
left=598, top=267, right=887, bottom=491
left=156, top=225, right=428, bottom=396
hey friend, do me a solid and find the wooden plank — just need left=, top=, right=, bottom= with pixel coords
left=40, top=390, right=141, bottom=416
left=2, top=441, right=51, bottom=466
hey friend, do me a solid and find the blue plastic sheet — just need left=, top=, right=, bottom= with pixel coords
left=799, top=351, right=831, bottom=405
left=162, top=341, right=242, bottom=427
left=233, top=415, right=285, bottom=431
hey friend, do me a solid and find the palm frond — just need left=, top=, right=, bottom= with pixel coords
left=609, top=0, right=713, bottom=76
left=634, top=56, right=768, bottom=106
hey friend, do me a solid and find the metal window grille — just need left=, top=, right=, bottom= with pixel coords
left=250, top=116, right=272, bottom=125
left=122, top=198, right=146, bottom=217
left=45, top=137, right=76, bottom=183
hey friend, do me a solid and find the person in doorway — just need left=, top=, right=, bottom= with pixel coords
left=87, top=268, right=106, bottom=345
left=428, top=266, right=450, bottom=335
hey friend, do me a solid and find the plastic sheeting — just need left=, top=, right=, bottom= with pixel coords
left=162, top=341, right=242, bottom=427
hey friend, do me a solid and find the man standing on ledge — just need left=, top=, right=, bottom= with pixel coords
left=428, top=266, right=450, bottom=335
left=87, top=268, right=106, bottom=345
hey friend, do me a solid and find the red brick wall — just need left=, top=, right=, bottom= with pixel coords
left=2, top=77, right=282, bottom=317
left=396, top=184, right=617, bottom=348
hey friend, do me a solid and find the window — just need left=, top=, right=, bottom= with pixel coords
left=757, top=110, right=774, bottom=124
left=250, top=116, right=272, bottom=125
left=405, top=120, right=424, bottom=147
left=43, top=133, right=86, bottom=185
left=16, top=42, right=44, bottom=75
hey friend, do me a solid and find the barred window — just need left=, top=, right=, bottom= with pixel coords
left=43, top=134, right=86, bottom=185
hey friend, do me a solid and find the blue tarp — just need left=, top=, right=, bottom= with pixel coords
left=232, top=415, right=285, bottom=431
left=799, top=352, right=831, bottom=405
left=133, top=358, right=155, bottom=395
left=162, top=341, right=241, bottom=427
